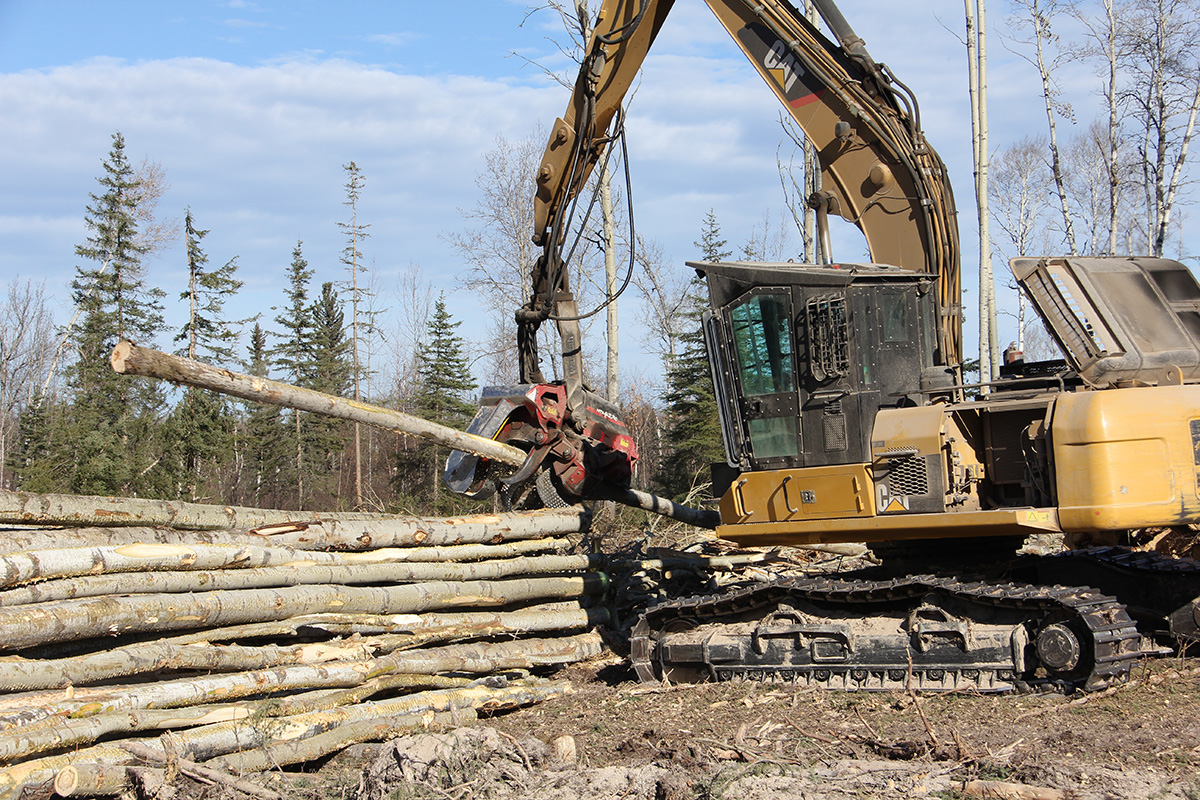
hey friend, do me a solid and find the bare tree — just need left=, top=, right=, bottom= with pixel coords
left=1116, top=0, right=1200, bottom=257
left=0, top=279, right=56, bottom=489
left=338, top=161, right=374, bottom=510
left=521, top=1, right=624, bottom=400
left=1007, top=0, right=1080, bottom=256
left=740, top=211, right=793, bottom=262
left=1071, top=0, right=1124, bottom=254
left=130, top=159, right=180, bottom=260
left=989, top=136, right=1053, bottom=351
left=446, top=132, right=544, bottom=382
left=628, top=235, right=691, bottom=376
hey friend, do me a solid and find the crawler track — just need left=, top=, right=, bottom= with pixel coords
left=631, top=573, right=1142, bottom=693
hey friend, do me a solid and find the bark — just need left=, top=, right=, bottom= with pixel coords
left=0, top=552, right=595, bottom=606
left=0, top=526, right=269, bottom=554
left=0, top=542, right=341, bottom=590
left=0, top=633, right=603, bottom=726
left=157, top=599, right=597, bottom=641
left=595, top=484, right=720, bottom=529
left=601, top=159, right=619, bottom=402
left=0, top=575, right=605, bottom=651
left=110, top=341, right=527, bottom=468
left=0, top=489, right=392, bottom=530
left=0, top=681, right=572, bottom=796
left=0, top=605, right=605, bottom=690
left=259, top=508, right=590, bottom=549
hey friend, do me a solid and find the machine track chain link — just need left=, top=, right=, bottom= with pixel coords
left=631, top=573, right=1142, bottom=693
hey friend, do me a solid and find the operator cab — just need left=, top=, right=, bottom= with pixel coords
left=693, top=261, right=950, bottom=475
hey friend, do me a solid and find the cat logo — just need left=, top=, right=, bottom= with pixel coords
left=763, top=39, right=805, bottom=93
left=736, top=24, right=822, bottom=108
left=876, top=484, right=910, bottom=513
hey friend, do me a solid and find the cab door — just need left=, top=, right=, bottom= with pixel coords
left=725, top=289, right=800, bottom=469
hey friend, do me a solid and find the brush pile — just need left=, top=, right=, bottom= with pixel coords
left=0, top=498, right=607, bottom=799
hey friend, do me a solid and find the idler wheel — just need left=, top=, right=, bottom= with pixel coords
left=1036, top=623, right=1082, bottom=673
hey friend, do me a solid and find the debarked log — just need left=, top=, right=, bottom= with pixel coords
left=0, top=552, right=596, bottom=606
left=0, top=605, right=607, bottom=691
left=0, top=632, right=604, bottom=725
left=111, top=341, right=528, bottom=468
left=3, top=681, right=564, bottom=799
left=0, top=574, right=607, bottom=651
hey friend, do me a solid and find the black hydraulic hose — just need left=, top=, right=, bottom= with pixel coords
left=597, top=0, right=651, bottom=45
left=551, top=112, right=638, bottom=323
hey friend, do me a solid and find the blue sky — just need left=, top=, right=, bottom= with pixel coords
left=0, top=0, right=1118, bottom=392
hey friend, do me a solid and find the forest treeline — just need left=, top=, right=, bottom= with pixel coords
left=1, top=133, right=731, bottom=515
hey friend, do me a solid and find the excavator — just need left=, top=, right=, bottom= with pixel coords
left=448, top=0, right=1200, bottom=692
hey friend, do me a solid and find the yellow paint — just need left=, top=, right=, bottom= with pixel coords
left=718, top=464, right=874, bottom=524
left=1052, top=385, right=1200, bottom=530
left=717, top=507, right=1061, bottom=547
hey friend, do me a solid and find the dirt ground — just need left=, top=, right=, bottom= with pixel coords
left=251, top=651, right=1200, bottom=800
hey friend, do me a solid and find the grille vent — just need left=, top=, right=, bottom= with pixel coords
left=887, top=455, right=929, bottom=495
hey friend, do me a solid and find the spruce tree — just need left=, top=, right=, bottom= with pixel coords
left=657, top=210, right=729, bottom=502
left=307, top=282, right=353, bottom=506
left=271, top=241, right=314, bottom=507
left=66, top=132, right=167, bottom=497
left=10, top=391, right=71, bottom=493
left=404, top=295, right=477, bottom=514
left=242, top=323, right=288, bottom=506
left=176, top=208, right=243, bottom=364
left=167, top=208, right=245, bottom=501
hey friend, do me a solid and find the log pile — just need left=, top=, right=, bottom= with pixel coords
left=0, top=504, right=608, bottom=799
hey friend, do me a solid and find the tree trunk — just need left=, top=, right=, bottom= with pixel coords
left=0, top=604, right=605, bottom=691
left=260, top=508, right=590, bottom=549
left=0, top=549, right=587, bottom=606
left=601, top=159, right=619, bottom=402
left=156, top=599, right=600, bottom=642
left=110, top=341, right=527, bottom=468
left=0, top=576, right=606, bottom=651
left=205, top=709, right=473, bottom=774
left=0, top=634, right=601, bottom=728
left=0, top=488, right=399, bottom=530
left=0, top=676, right=475, bottom=761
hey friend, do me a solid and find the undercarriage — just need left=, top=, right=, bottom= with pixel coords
left=629, top=546, right=1200, bottom=693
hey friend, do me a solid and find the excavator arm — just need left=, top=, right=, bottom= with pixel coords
left=452, top=0, right=961, bottom=519
left=525, top=0, right=961, bottom=372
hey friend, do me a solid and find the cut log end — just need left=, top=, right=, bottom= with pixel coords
left=110, top=341, right=133, bottom=375
left=53, top=766, right=84, bottom=797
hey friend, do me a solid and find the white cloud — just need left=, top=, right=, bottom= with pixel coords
left=0, top=1, right=1155, bottom=378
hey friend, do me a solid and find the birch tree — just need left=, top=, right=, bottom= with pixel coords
left=1115, top=0, right=1200, bottom=257
left=967, top=0, right=1000, bottom=381
left=1007, top=0, right=1079, bottom=255
left=989, top=136, right=1053, bottom=351
left=0, top=280, right=55, bottom=490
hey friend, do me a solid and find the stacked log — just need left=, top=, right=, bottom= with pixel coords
left=0, top=505, right=607, bottom=799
